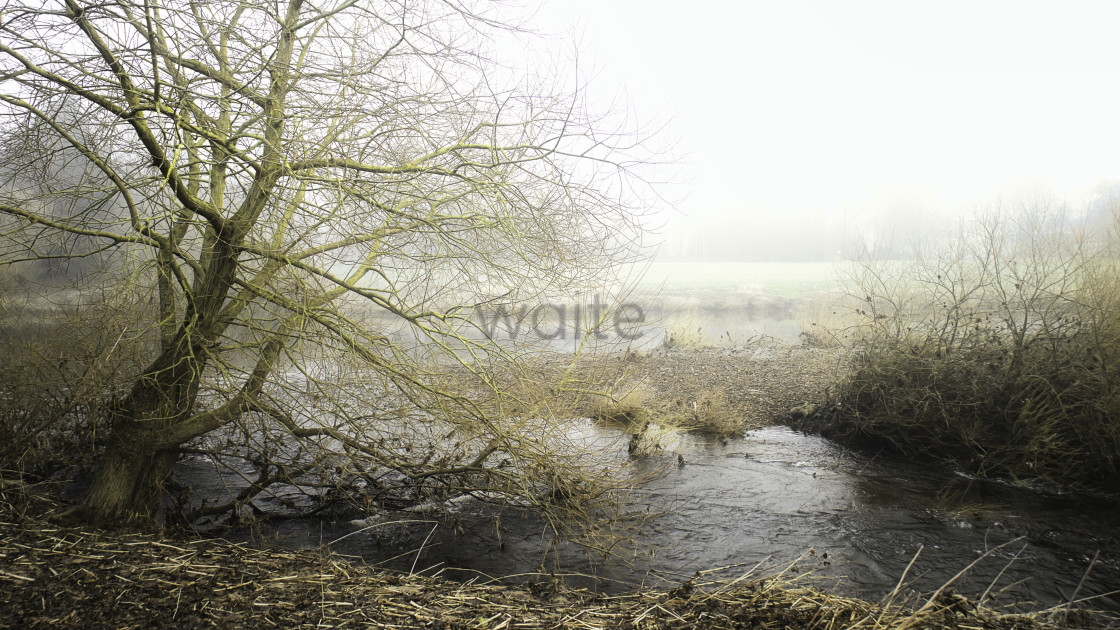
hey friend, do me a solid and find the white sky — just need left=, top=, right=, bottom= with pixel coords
left=524, top=1, right=1120, bottom=252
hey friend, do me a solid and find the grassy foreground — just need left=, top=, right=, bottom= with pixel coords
left=1, top=475, right=1103, bottom=630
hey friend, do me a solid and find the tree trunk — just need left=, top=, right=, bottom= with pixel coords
left=82, top=428, right=179, bottom=523
left=80, top=240, right=241, bottom=522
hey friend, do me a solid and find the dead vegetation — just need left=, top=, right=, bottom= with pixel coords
left=0, top=474, right=1103, bottom=630
left=0, top=281, right=156, bottom=478
left=803, top=208, right=1120, bottom=491
left=585, top=339, right=841, bottom=439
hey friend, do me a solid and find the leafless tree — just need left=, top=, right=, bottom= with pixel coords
left=0, top=0, right=657, bottom=537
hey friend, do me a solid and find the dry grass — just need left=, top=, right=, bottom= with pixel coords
left=589, top=377, right=744, bottom=441
left=798, top=294, right=860, bottom=349
left=660, top=318, right=707, bottom=352
left=586, top=339, right=841, bottom=442
left=0, top=473, right=1100, bottom=630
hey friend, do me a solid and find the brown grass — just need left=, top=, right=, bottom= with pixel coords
left=0, top=283, right=156, bottom=476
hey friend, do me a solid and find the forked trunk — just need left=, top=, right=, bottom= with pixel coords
left=80, top=242, right=244, bottom=522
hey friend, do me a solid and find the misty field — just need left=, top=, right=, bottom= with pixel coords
left=623, top=261, right=840, bottom=346
left=638, top=261, right=837, bottom=300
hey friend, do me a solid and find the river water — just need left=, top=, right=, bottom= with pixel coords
left=203, top=424, right=1120, bottom=616
left=178, top=262, right=1119, bottom=617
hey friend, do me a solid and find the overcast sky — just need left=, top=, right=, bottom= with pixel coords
left=526, top=1, right=1120, bottom=259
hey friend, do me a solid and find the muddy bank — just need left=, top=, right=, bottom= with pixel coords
left=0, top=477, right=1097, bottom=629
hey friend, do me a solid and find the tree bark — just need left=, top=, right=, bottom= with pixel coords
left=80, top=322, right=214, bottom=521
left=82, top=430, right=179, bottom=522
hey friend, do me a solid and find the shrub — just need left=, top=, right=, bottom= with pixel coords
left=0, top=278, right=155, bottom=477
left=819, top=206, right=1120, bottom=490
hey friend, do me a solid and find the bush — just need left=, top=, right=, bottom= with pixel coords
left=818, top=206, right=1120, bottom=490
left=0, top=278, right=155, bottom=477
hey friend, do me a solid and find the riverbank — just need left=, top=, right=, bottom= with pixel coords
left=0, top=476, right=1097, bottom=629
left=570, top=337, right=842, bottom=435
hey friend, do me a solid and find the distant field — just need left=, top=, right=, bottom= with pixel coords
left=636, top=261, right=839, bottom=299
left=625, top=262, right=843, bottom=346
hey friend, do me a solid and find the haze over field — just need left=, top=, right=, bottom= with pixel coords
left=524, top=1, right=1120, bottom=261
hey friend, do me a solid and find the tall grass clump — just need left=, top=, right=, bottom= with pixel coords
left=820, top=206, right=1120, bottom=490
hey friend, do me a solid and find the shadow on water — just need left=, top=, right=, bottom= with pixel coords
left=190, top=426, right=1120, bottom=615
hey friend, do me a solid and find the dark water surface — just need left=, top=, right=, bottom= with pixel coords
left=184, top=425, right=1120, bottom=616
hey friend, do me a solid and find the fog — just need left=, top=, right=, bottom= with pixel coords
left=527, top=1, right=1120, bottom=261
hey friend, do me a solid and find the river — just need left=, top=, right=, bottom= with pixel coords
left=189, top=423, right=1120, bottom=617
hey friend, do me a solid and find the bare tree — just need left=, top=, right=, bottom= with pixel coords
left=0, top=0, right=655, bottom=532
